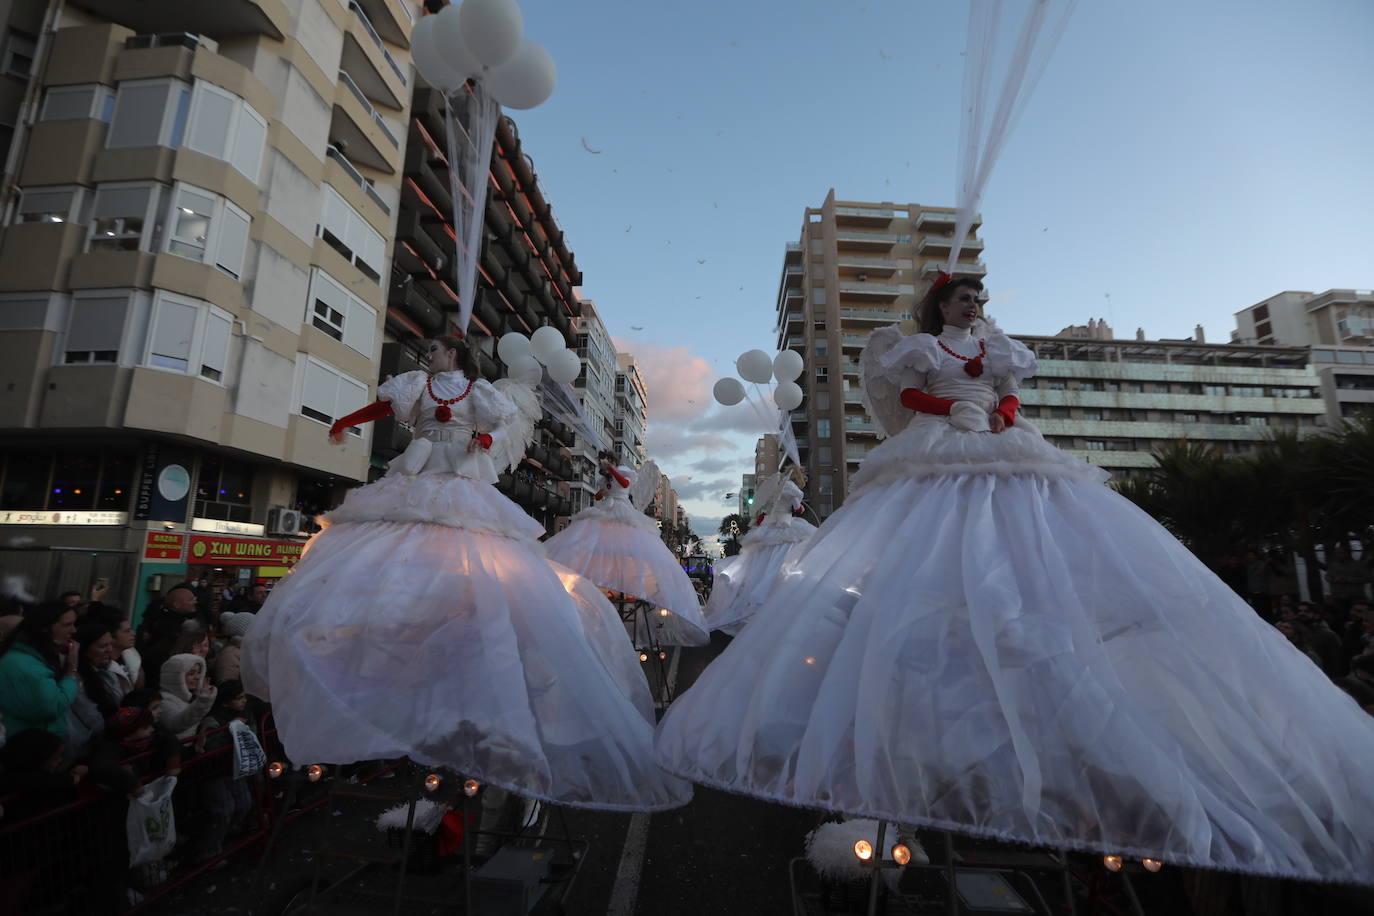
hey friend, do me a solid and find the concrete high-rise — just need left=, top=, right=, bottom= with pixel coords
left=774, top=189, right=986, bottom=519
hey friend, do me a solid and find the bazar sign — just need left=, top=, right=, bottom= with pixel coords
left=143, top=531, right=185, bottom=561
left=189, top=535, right=304, bottom=566
left=0, top=510, right=128, bottom=525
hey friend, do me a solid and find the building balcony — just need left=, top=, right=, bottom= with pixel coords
left=841, top=361, right=860, bottom=376
left=70, top=0, right=288, bottom=39
left=788, top=336, right=804, bottom=348
left=352, top=0, right=412, bottom=47
left=1337, top=316, right=1374, bottom=342
left=844, top=419, right=878, bottom=434
left=839, top=306, right=901, bottom=323
left=342, top=0, right=408, bottom=111
left=917, top=234, right=984, bottom=255
left=841, top=333, right=869, bottom=350
left=921, top=259, right=987, bottom=277
left=914, top=210, right=981, bottom=230
left=332, top=69, right=401, bottom=173
left=834, top=205, right=895, bottom=227
left=838, top=281, right=904, bottom=301
left=844, top=390, right=863, bottom=404
left=326, top=144, right=391, bottom=216
left=836, top=255, right=899, bottom=278
left=835, top=230, right=900, bottom=252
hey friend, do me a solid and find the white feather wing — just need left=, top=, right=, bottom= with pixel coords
left=490, top=378, right=541, bottom=474
left=630, top=459, right=660, bottom=509
left=858, top=324, right=909, bottom=439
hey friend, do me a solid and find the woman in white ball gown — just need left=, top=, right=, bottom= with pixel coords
left=544, top=456, right=709, bottom=647
left=703, top=467, right=816, bottom=635
left=656, top=277, right=1374, bottom=883
left=241, top=336, right=689, bottom=812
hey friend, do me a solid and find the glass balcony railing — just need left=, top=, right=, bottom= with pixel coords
left=348, top=1, right=407, bottom=85
left=338, top=70, right=400, bottom=148
left=326, top=145, right=391, bottom=214
left=835, top=205, right=894, bottom=219
left=839, top=307, right=900, bottom=320
left=838, top=282, right=904, bottom=296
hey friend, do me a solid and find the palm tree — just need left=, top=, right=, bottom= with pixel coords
left=717, top=514, right=750, bottom=557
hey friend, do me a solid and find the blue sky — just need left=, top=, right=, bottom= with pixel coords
left=491, top=0, right=1374, bottom=535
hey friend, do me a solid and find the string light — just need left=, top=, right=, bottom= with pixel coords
left=306, top=764, right=325, bottom=782
left=1102, top=855, right=1122, bottom=872
left=1141, top=858, right=1162, bottom=873
left=463, top=779, right=480, bottom=797
left=853, top=840, right=873, bottom=861
left=267, top=761, right=284, bottom=779
left=424, top=773, right=442, bottom=792
left=891, top=844, right=911, bottom=865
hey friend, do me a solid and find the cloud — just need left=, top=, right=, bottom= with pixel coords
left=688, top=402, right=775, bottom=436
left=612, top=337, right=713, bottom=423
left=690, top=455, right=743, bottom=475
left=646, top=425, right=735, bottom=461
left=670, top=475, right=736, bottom=503
left=687, top=513, right=727, bottom=537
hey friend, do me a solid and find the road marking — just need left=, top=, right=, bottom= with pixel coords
left=606, top=810, right=651, bottom=916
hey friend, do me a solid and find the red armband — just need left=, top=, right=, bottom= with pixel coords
left=994, top=395, right=1019, bottom=426
left=594, top=490, right=606, bottom=501
left=755, top=513, right=766, bottom=526
left=608, top=467, right=630, bottom=489
left=329, top=400, right=394, bottom=438
left=899, top=388, right=954, bottom=416
left=473, top=432, right=493, bottom=449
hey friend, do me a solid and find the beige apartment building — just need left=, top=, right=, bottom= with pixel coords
left=1232, top=289, right=1374, bottom=422
left=0, top=0, right=414, bottom=613
left=613, top=352, right=647, bottom=467
left=774, top=189, right=986, bottom=518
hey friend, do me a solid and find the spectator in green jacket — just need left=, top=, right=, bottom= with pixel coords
left=0, top=602, right=80, bottom=737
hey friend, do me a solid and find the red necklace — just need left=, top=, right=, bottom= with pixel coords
left=426, top=375, right=474, bottom=423
left=938, top=338, right=986, bottom=378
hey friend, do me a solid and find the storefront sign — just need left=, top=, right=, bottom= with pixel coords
left=0, top=510, right=128, bottom=525
left=188, top=535, right=304, bottom=567
left=191, top=518, right=266, bottom=537
left=134, top=443, right=193, bottom=523
left=143, top=531, right=186, bottom=561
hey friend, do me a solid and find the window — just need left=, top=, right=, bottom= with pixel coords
left=299, top=357, right=368, bottom=435
left=3, top=31, right=36, bottom=79
left=195, top=456, right=254, bottom=522
left=815, top=391, right=830, bottom=411
left=1255, top=321, right=1272, bottom=339
left=1124, top=381, right=1144, bottom=393
left=1232, top=386, right=1264, bottom=397
left=1046, top=379, right=1066, bottom=390
left=1246, top=415, right=1268, bottom=426
left=307, top=269, right=378, bottom=358
left=815, top=366, right=828, bottom=381
left=106, top=79, right=190, bottom=149
left=818, top=474, right=833, bottom=495
left=813, top=320, right=825, bottom=331
left=143, top=292, right=233, bottom=382
left=1204, top=384, right=1228, bottom=396
left=165, top=184, right=251, bottom=278
left=817, top=419, right=831, bottom=439
left=64, top=292, right=130, bottom=364
left=1179, top=413, right=1198, bottom=423
left=41, top=84, right=116, bottom=122
left=88, top=182, right=162, bottom=251
left=814, top=338, right=828, bottom=357
left=1080, top=381, right=1104, bottom=392
left=811, top=287, right=826, bottom=305
left=1085, top=440, right=1106, bottom=451
left=1050, top=407, right=1070, bottom=419
left=1081, top=409, right=1103, bottom=421
left=15, top=186, right=82, bottom=223
left=318, top=187, right=385, bottom=282
left=818, top=445, right=831, bottom=464
left=185, top=82, right=266, bottom=182
left=1253, top=304, right=1269, bottom=321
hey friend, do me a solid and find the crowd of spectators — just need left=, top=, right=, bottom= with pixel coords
left=0, top=579, right=268, bottom=912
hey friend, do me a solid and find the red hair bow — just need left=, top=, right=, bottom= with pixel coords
left=932, top=271, right=953, bottom=290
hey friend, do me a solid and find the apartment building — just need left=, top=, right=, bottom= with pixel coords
left=0, top=0, right=415, bottom=613
left=753, top=433, right=780, bottom=480
left=613, top=352, right=647, bottom=467
left=775, top=189, right=986, bottom=519
left=1012, top=324, right=1326, bottom=478
left=1232, top=289, right=1374, bottom=422
left=568, top=296, right=616, bottom=514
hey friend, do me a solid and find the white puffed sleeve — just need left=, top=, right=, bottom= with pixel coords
left=978, top=316, right=1037, bottom=399
left=469, top=379, right=518, bottom=446
left=859, top=326, right=943, bottom=438
left=376, top=371, right=428, bottom=423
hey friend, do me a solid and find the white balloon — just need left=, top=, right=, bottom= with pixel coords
left=713, top=377, right=746, bottom=407
left=430, top=3, right=484, bottom=85
left=497, top=331, right=531, bottom=364
left=772, top=349, right=804, bottom=382
left=485, top=39, right=556, bottom=110
left=773, top=381, right=804, bottom=411
left=548, top=348, right=582, bottom=385
left=412, top=13, right=472, bottom=92
left=508, top=354, right=543, bottom=385
left=458, top=0, right=524, bottom=69
left=736, top=349, right=774, bottom=385
left=530, top=325, right=565, bottom=364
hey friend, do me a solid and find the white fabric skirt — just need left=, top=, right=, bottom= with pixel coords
left=656, top=421, right=1374, bottom=884
left=242, top=475, right=690, bottom=812
left=704, top=520, right=817, bottom=634
left=545, top=502, right=708, bottom=646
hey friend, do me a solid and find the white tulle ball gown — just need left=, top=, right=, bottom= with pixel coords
left=544, top=462, right=709, bottom=647
left=241, top=369, right=690, bottom=812
left=656, top=318, right=1374, bottom=884
left=703, top=475, right=817, bottom=634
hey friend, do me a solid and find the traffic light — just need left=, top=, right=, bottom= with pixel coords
left=745, top=489, right=754, bottom=506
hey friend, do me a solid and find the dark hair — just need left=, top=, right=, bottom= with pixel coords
left=87, top=605, right=129, bottom=633
left=58, top=590, right=82, bottom=602
left=432, top=335, right=481, bottom=379
left=0, top=601, right=74, bottom=672
left=915, top=277, right=984, bottom=335
left=171, top=628, right=209, bottom=658
left=1334, top=675, right=1374, bottom=710
left=1351, top=654, right=1374, bottom=678
left=75, top=619, right=119, bottom=718
left=121, top=687, right=160, bottom=708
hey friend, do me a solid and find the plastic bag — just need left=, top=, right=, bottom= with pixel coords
left=127, top=775, right=177, bottom=867
left=229, top=719, right=266, bottom=779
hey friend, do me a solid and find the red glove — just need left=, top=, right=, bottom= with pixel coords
left=594, top=490, right=606, bottom=501
left=473, top=432, right=493, bottom=449
left=755, top=513, right=766, bottom=526
left=994, top=395, right=1019, bottom=427
left=329, top=400, right=394, bottom=439
left=900, top=388, right=954, bottom=416
left=608, top=467, right=630, bottom=489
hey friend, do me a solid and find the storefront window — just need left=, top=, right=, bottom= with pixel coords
left=97, top=454, right=135, bottom=510
left=1, top=452, right=50, bottom=508
left=195, top=457, right=254, bottom=522
left=49, top=455, right=101, bottom=510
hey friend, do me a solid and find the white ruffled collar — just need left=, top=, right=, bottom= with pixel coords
left=939, top=325, right=974, bottom=343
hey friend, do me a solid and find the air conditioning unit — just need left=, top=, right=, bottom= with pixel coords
left=266, top=507, right=302, bottom=536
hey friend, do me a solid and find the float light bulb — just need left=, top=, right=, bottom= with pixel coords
left=1103, top=855, right=1123, bottom=872
left=424, top=773, right=442, bottom=792
left=639, top=652, right=649, bottom=662
left=891, top=844, right=911, bottom=866
left=267, top=761, right=284, bottom=779
left=463, top=779, right=480, bottom=797
left=306, top=764, right=325, bottom=782
left=854, top=840, right=873, bottom=861
left=1142, top=858, right=1162, bottom=873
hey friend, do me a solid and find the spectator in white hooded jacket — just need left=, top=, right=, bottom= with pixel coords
left=159, top=653, right=216, bottom=740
